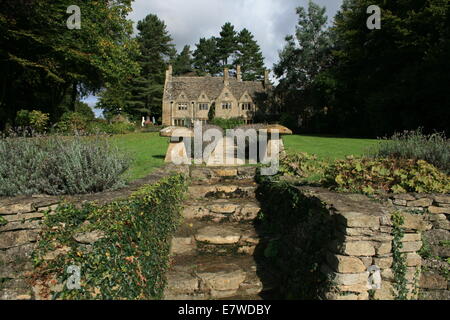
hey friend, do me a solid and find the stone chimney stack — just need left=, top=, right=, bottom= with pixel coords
left=236, top=65, right=242, bottom=82
left=224, top=67, right=229, bottom=85
left=166, top=65, right=173, bottom=82
left=264, top=69, right=270, bottom=84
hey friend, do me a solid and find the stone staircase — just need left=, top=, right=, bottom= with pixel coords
left=164, top=166, right=276, bottom=300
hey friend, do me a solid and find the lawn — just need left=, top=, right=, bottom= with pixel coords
left=111, top=132, right=168, bottom=181
left=283, top=135, right=379, bottom=160
left=111, top=132, right=380, bottom=181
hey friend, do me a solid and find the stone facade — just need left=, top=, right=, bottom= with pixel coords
left=162, top=66, right=270, bottom=126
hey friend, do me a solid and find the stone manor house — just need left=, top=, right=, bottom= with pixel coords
left=162, top=65, right=270, bottom=126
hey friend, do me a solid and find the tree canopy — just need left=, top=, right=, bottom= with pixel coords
left=0, top=0, right=139, bottom=127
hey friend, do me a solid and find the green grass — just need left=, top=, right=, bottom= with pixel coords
left=283, top=135, right=379, bottom=160
left=111, top=132, right=168, bottom=181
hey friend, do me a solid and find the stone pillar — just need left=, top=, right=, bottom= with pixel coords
left=165, top=137, right=190, bottom=165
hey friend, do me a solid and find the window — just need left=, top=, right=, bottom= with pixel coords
left=241, top=103, right=252, bottom=111
left=174, top=119, right=186, bottom=126
left=224, top=93, right=229, bottom=97
left=199, top=103, right=209, bottom=110
left=222, top=102, right=232, bottom=110
left=178, top=103, right=188, bottom=110
left=245, top=119, right=253, bottom=124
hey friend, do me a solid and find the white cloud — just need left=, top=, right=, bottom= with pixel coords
left=128, top=0, right=343, bottom=70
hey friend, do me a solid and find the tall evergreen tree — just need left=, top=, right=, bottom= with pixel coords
left=193, top=37, right=221, bottom=75
left=217, top=22, right=238, bottom=68
left=234, top=28, right=265, bottom=81
left=124, top=14, right=174, bottom=120
left=172, top=45, right=193, bottom=75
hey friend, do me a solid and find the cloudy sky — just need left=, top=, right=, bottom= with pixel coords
left=86, top=0, right=343, bottom=115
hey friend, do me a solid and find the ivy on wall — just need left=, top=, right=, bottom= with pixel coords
left=255, top=173, right=335, bottom=299
left=32, top=174, right=187, bottom=300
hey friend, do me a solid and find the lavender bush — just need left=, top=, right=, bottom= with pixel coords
left=0, top=133, right=129, bottom=196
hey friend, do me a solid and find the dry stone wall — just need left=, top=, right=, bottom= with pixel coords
left=296, top=187, right=426, bottom=300
left=387, top=193, right=450, bottom=300
left=0, top=164, right=189, bottom=300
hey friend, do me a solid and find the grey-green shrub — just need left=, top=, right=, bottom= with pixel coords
left=0, top=135, right=129, bottom=196
left=369, top=129, right=450, bottom=174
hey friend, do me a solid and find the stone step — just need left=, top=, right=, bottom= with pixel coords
left=170, top=221, right=265, bottom=256
left=164, top=255, right=275, bottom=300
left=188, top=182, right=257, bottom=200
left=182, top=199, right=261, bottom=222
left=190, top=166, right=257, bottom=184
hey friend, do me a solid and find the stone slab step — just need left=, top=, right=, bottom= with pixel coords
left=188, top=182, right=257, bottom=200
left=164, top=255, right=275, bottom=300
left=190, top=166, right=257, bottom=184
left=182, top=199, right=261, bottom=222
left=171, top=221, right=264, bottom=256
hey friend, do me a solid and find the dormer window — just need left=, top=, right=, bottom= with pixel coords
left=224, top=93, right=229, bottom=97
left=222, top=102, right=232, bottom=110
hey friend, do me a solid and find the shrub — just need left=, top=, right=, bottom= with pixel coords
left=369, top=129, right=450, bottom=174
left=56, top=112, right=90, bottom=133
left=279, top=152, right=328, bottom=184
left=32, top=174, right=187, bottom=300
left=0, top=134, right=129, bottom=196
left=15, top=109, right=49, bottom=132
left=323, top=157, right=450, bottom=194
left=88, top=121, right=135, bottom=135
left=209, top=117, right=245, bottom=130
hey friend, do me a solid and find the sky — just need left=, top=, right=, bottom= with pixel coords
left=85, top=0, right=343, bottom=117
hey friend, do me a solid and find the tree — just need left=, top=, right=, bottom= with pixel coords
left=101, top=14, right=175, bottom=121
left=193, top=37, right=221, bottom=75
left=0, top=0, right=140, bottom=128
left=328, top=0, right=450, bottom=136
left=172, top=45, right=193, bottom=75
left=217, top=22, right=238, bottom=68
left=273, top=1, right=332, bottom=130
left=234, top=28, right=265, bottom=81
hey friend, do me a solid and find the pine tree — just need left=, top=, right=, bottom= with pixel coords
left=126, top=14, right=175, bottom=120
left=217, top=22, right=238, bottom=68
left=173, top=45, right=193, bottom=75
left=193, top=37, right=221, bottom=75
left=234, top=28, right=265, bottom=81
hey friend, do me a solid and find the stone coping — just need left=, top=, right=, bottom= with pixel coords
left=0, top=164, right=189, bottom=213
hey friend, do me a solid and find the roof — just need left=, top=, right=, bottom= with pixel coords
left=164, top=76, right=266, bottom=101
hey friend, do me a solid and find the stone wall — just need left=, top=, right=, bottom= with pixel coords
left=0, top=164, right=188, bottom=300
left=297, top=187, right=427, bottom=300
left=256, top=180, right=433, bottom=300
left=387, top=193, right=450, bottom=299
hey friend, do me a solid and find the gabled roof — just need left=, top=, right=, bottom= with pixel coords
left=165, top=76, right=265, bottom=101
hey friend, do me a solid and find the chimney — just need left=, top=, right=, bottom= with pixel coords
left=264, top=69, right=270, bottom=84
left=223, top=67, right=229, bottom=85
left=166, top=65, right=173, bottom=82
left=236, top=65, right=242, bottom=82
